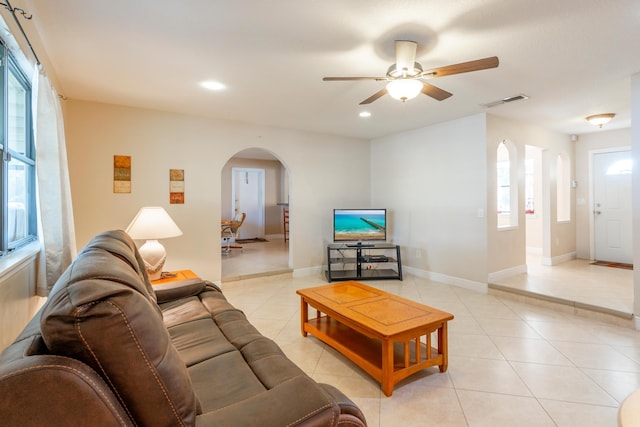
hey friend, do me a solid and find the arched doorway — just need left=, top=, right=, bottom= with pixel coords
left=220, top=148, right=292, bottom=280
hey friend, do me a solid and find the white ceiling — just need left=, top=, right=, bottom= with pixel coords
left=9, top=0, right=640, bottom=140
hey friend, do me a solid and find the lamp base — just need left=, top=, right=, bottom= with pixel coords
left=138, top=239, right=166, bottom=281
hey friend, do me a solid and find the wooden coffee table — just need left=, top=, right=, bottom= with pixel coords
left=297, top=281, right=454, bottom=396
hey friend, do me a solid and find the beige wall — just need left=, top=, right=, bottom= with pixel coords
left=0, top=247, right=41, bottom=351
left=632, top=72, right=640, bottom=321
left=487, top=115, right=574, bottom=274
left=371, top=114, right=488, bottom=286
left=574, top=128, right=631, bottom=259
left=61, top=98, right=619, bottom=292
left=64, top=100, right=370, bottom=282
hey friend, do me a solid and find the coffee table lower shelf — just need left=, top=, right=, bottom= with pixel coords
left=303, top=315, right=446, bottom=396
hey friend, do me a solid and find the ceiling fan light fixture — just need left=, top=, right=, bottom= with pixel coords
left=387, top=62, right=423, bottom=79
left=386, top=79, right=423, bottom=102
left=586, top=113, right=615, bottom=128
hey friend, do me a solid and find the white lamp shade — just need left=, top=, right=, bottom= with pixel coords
left=126, top=207, right=182, bottom=280
left=125, top=207, right=183, bottom=240
left=386, top=79, right=423, bottom=102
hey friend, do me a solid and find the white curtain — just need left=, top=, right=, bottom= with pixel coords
left=33, top=65, right=76, bottom=296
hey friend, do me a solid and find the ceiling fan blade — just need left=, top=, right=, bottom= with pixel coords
left=323, top=76, right=388, bottom=81
left=395, top=40, right=417, bottom=75
left=422, top=56, right=499, bottom=79
left=360, top=88, right=388, bottom=105
left=421, top=82, right=453, bottom=101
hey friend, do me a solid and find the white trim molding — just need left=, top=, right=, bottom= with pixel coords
left=488, top=264, right=527, bottom=282
left=403, top=266, right=488, bottom=293
left=541, top=251, right=576, bottom=266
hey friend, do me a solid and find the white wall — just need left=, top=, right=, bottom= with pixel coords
left=631, top=72, right=640, bottom=323
left=64, top=100, right=370, bottom=282
left=573, top=128, right=631, bottom=259
left=370, top=114, right=488, bottom=286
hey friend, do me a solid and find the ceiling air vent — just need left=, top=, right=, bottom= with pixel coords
left=482, top=94, right=529, bottom=108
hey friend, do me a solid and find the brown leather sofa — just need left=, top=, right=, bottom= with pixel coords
left=0, top=230, right=367, bottom=426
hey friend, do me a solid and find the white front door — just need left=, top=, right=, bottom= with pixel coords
left=232, top=168, right=265, bottom=239
left=593, top=150, right=632, bottom=263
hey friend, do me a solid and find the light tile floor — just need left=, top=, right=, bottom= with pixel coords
left=220, top=239, right=638, bottom=426
left=491, top=256, right=633, bottom=316
left=221, top=273, right=640, bottom=427
left=221, top=237, right=291, bottom=281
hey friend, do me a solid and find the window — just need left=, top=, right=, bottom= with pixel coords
left=524, top=158, right=535, bottom=215
left=606, top=159, right=633, bottom=175
left=0, top=41, right=36, bottom=253
left=497, top=140, right=518, bottom=228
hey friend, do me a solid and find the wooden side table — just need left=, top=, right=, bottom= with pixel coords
left=150, top=269, right=199, bottom=285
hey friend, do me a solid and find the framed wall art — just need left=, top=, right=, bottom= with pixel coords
left=170, top=169, right=184, bottom=204
left=114, top=155, right=131, bottom=193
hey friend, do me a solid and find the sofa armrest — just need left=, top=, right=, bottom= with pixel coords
left=153, top=278, right=208, bottom=303
left=0, top=355, right=134, bottom=426
left=195, top=376, right=366, bottom=427
left=318, top=383, right=367, bottom=424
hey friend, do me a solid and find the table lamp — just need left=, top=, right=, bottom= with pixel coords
left=125, top=206, right=183, bottom=280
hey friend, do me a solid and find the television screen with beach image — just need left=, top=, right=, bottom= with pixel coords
left=333, top=209, right=387, bottom=242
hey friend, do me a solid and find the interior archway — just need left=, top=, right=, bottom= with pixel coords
left=220, top=148, right=292, bottom=281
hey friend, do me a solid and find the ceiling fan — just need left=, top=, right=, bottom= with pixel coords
left=323, top=40, right=499, bottom=104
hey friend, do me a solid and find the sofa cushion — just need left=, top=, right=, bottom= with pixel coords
left=161, top=296, right=212, bottom=328
left=193, top=375, right=342, bottom=426
left=188, top=351, right=268, bottom=412
left=167, top=317, right=236, bottom=366
left=40, top=230, right=198, bottom=427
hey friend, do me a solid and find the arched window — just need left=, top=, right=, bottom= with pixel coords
left=497, top=140, right=518, bottom=228
left=556, top=153, right=570, bottom=222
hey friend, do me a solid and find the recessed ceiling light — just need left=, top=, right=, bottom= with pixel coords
left=200, top=81, right=226, bottom=91
left=359, top=111, right=371, bottom=118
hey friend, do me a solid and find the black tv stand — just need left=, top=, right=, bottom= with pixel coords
left=345, top=243, right=375, bottom=248
left=326, top=243, right=402, bottom=282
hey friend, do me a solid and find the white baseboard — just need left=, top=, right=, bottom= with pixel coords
left=301, top=264, right=487, bottom=293
left=403, top=266, right=488, bottom=293
left=541, top=252, right=576, bottom=266
left=488, top=264, right=527, bottom=282
left=634, top=315, right=640, bottom=331
left=293, top=265, right=323, bottom=278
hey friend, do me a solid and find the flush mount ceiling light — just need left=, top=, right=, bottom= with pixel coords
left=359, top=111, right=372, bottom=118
left=386, top=79, right=423, bottom=102
left=586, top=113, right=615, bottom=128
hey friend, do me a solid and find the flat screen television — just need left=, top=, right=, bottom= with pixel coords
left=333, top=209, right=387, bottom=243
